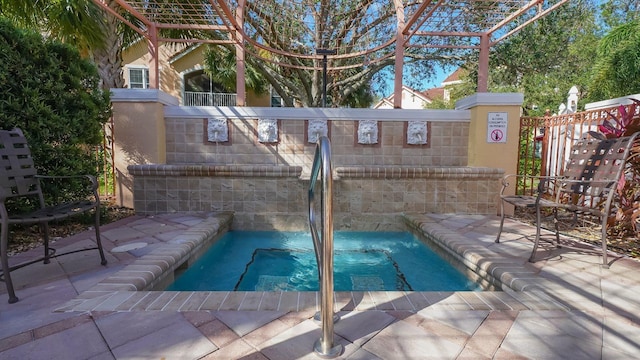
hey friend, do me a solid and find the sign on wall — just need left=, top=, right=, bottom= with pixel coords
left=487, top=112, right=508, bottom=143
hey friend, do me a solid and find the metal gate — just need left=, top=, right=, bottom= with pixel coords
left=517, top=104, right=635, bottom=195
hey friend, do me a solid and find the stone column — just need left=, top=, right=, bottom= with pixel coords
left=110, top=89, right=176, bottom=208
left=456, top=93, right=524, bottom=215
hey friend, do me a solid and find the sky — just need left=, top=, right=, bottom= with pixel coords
left=426, top=65, right=454, bottom=89
left=376, top=63, right=455, bottom=98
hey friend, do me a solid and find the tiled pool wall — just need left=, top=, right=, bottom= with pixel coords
left=130, top=118, right=503, bottom=230
left=107, top=212, right=233, bottom=293
left=64, top=212, right=512, bottom=314
left=402, top=215, right=501, bottom=291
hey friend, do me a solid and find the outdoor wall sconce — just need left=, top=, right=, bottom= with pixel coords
left=258, top=118, right=278, bottom=143
left=308, top=119, right=328, bottom=143
left=357, top=120, right=379, bottom=144
left=407, top=120, right=427, bottom=145
left=207, top=117, right=229, bottom=142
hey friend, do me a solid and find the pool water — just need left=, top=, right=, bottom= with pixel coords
left=166, top=231, right=481, bottom=292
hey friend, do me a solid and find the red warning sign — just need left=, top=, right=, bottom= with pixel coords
left=491, top=129, right=503, bottom=141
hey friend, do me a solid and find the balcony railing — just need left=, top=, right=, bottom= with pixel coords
left=184, top=91, right=237, bottom=106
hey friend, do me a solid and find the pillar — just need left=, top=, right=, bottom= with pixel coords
left=110, top=89, right=176, bottom=208
left=456, top=93, right=524, bottom=215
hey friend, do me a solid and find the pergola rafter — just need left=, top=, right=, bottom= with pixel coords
left=91, top=0, right=568, bottom=108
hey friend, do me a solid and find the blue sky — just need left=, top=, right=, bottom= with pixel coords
left=426, top=65, right=454, bottom=89
left=376, top=63, right=455, bottom=98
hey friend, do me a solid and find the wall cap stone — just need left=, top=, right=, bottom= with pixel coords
left=164, top=106, right=471, bottom=122
left=110, top=88, right=179, bottom=106
left=455, top=93, right=524, bottom=110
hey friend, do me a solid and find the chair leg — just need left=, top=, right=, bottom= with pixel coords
left=42, top=222, right=51, bottom=264
left=553, top=208, right=561, bottom=249
left=600, top=216, right=609, bottom=268
left=495, top=201, right=506, bottom=243
left=529, top=205, right=543, bottom=262
left=1, top=224, right=19, bottom=303
left=94, top=207, right=107, bottom=266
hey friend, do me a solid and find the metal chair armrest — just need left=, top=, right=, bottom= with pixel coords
left=35, top=174, right=99, bottom=192
left=499, top=174, right=558, bottom=195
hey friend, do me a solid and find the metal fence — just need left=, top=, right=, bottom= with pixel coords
left=96, top=118, right=116, bottom=200
left=183, top=91, right=237, bottom=106
left=517, top=104, right=638, bottom=195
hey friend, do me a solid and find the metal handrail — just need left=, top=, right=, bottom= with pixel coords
left=308, top=136, right=342, bottom=358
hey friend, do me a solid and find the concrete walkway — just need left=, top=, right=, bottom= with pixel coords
left=1, top=213, right=639, bottom=359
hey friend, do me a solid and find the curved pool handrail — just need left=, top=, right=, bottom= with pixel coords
left=308, top=136, right=330, bottom=278
left=308, top=136, right=342, bottom=358
left=308, top=190, right=322, bottom=279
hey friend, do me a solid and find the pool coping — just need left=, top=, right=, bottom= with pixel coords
left=55, top=212, right=577, bottom=313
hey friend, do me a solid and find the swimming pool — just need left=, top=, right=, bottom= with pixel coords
left=166, top=231, right=481, bottom=292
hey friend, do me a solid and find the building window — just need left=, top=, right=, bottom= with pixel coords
left=271, top=87, right=283, bottom=107
left=128, top=67, right=149, bottom=89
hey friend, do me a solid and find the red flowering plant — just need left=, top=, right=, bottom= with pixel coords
left=592, top=99, right=640, bottom=138
left=588, top=98, right=640, bottom=238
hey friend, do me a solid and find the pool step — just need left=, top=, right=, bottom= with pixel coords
left=351, top=276, right=384, bottom=291
left=255, top=275, right=293, bottom=291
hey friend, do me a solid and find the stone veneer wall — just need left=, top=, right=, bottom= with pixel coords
left=129, top=164, right=503, bottom=231
left=165, top=119, right=468, bottom=167
left=129, top=165, right=308, bottom=230
left=129, top=116, right=505, bottom=230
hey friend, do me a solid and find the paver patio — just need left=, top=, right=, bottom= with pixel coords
left=1, top=212, right=639, bottom=359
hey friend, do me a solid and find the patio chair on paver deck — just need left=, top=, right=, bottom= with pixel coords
left=495, top=132, right=640, bottom=268
left=0, top=128, right=107, bottom=303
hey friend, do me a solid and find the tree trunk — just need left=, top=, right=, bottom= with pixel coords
left=92, top=0, right=125, bottom=90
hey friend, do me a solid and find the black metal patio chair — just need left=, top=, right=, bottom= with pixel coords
left=496, top=132, right=640, bottom=268
left=0, top=128, right=107, bottom=303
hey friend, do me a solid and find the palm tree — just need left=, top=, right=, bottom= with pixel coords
left=0, top=0, right=126, bottom=89
left=89, top=0, right=127, bottom=89
left=204, top=46, right=269, bottom=96
left=589, top=20, right=640, bottom=100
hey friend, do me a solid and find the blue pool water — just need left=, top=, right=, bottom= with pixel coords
left=166, top=231, right=481, bottom=291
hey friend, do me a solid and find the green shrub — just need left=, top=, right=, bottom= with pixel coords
left=0, top=18, right=111, bottom=205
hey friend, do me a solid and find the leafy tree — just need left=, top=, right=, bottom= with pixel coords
left=423, top=98, right=451, bottom=110
left=485, top=0, right=599, bottom=115
left=600, top=0, right=640, bottom=28
left=223, top=1, right=459, bottom=107
left=443, top=0, right=640, bottom=111
left=203, top=46, right=270, bottom=96
left=0, top=1, right=466, bottom=108
left=0, top=0, right=105, bottom=47
left=0, top=0, right=154, bottom=91
left=440, top=0, right=598, bottom=114
left=0, top=18, right=111, bottom=201
left=587, top=19, right=640, bottom=101
left=0, top=0, right=125, bottom=89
